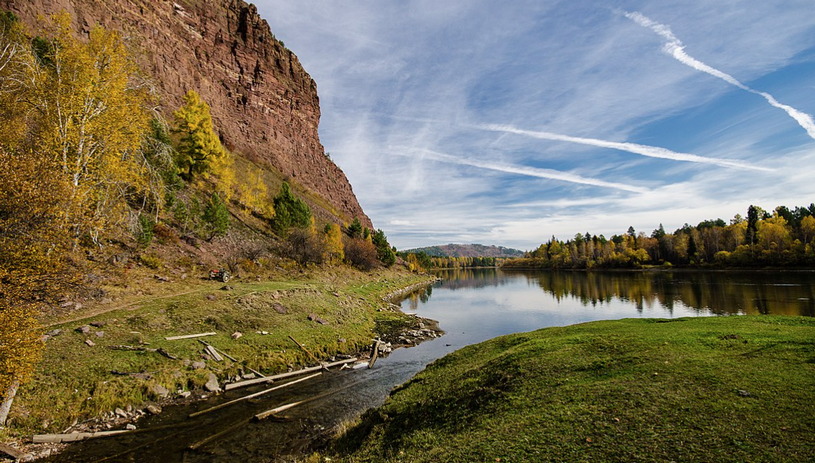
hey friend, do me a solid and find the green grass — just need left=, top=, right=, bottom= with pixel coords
left=330, top=316, right=815, bottom=462
left=3, top=267, right=433, bottom=437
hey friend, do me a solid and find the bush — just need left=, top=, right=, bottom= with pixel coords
left=136, top=214, right=155, bottom=247
left=344, top=237, right=379, bottom=271
left=139, top=254, right=162, bottom=269
left=281, top=228, right=325, bottom=265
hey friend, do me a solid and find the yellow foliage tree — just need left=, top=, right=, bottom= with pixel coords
left=29, top=13, right=152, bottom=243
left=0, top=149, right=75, bottom=425
left=323, top=223, right=344, bottom=263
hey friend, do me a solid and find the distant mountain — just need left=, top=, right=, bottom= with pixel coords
left=404, top=244, right=525, bottom=258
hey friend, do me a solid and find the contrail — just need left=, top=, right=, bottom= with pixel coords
left=481, top=124, right=772, bottom=171
left=626, top=11, right=815, bottom=140
left=392, top=146, right=649, bottom=193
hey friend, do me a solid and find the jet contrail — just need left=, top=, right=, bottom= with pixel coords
left=480, top=124, right=772, bottom=171
left=393, top=146, right=649, bottom=193
left=626, top=11, right=815, bottom=141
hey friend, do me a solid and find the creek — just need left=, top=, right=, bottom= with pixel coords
left=44, top=268, right=815, bottom=462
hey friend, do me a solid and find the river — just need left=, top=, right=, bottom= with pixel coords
left=45, top=268, right=815, bottom=462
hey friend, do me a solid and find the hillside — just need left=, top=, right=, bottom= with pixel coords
left=330, top=316, right=815, bottom=462
left=404, top=244, right=525, bottom=258
left=0, top=0, right=371, bottom=228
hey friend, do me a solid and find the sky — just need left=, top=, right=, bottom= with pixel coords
left=254, top=1, right=815, bottom=251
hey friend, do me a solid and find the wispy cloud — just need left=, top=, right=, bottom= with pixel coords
left=392, top=146, right=649, bottom=193
left=625, top=11, right=815, bottom=141
left=480, top=124, right=772, bottom=171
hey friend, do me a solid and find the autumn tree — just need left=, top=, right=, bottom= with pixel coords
left=173, top=90, right=231, bottom=186
left=28, top=14, right=153, bottom=244
left=0, top=150, right=75, bottom=425
left=323, top=223, right=344, bottom=263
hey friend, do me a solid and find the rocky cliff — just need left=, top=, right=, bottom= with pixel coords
left=1, top=0, right=372, bottom=228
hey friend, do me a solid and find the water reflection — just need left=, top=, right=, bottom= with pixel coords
left=430, top=268, right=815, bottom=317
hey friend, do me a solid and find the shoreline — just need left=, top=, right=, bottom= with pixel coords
left=1, top=269, right=440, bottom=462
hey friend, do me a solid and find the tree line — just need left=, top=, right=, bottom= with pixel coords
left=502, top=203, right=815, bottom=270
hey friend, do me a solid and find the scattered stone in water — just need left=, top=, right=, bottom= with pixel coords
left=146, top=404, right=162, bottom=415
left=204, top=373, right=221, bottom=392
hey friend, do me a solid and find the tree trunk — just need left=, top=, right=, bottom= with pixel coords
left=0, top=379, right=20, bottom=426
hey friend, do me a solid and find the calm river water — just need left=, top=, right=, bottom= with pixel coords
left=47, top=269, right=815, bottom=461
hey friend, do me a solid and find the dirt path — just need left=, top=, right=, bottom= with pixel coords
left=46, top=287, right=210, bottom=328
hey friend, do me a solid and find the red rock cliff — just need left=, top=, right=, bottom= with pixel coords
left=1, top=0, right=373, bottom=228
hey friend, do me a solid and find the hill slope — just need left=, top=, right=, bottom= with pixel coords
left=331, top=316, right=815, bottom=462
left=1, top=0, right=372, bottom=228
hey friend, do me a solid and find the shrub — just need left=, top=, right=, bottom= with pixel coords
left=202, top=192, right=230, bottom=239
left=139, top=254, right=162, bottom=269
left=344, top=237, right=379, bottom=271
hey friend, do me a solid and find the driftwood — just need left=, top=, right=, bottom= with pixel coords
left=188, top=419, right=249, bottom=450
left=224, top=358, right=357, bottom=391
left=287, top=335, right=321, bottom=364
left=164, top=332, right=216, bottom=341
left=196, top=340, right=266, bottom=378
left=32, top=429, right=130, bottom=443
left=368, top=339, right=382, bottom=369
left=0, top=443, right=24, bottom=459
left=189, top=372, right=321, bottom=418
left=254, top=400, right=304, bottom=420
left=203, top=344, right=224, bottom=362
left=253, top=379, right=361, bottom=421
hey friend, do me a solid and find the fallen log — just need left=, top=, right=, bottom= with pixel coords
left=197, top=340, right=266, bottom=377
left=189, top=372, right=321, bottom=418
left=164, top=332, right=216, bottom=341
left=107, top=345, right=177, bottom=360
left=204, top=344, right=223, bottom=362
left=224, top=357, right=357, bottom=391
left=368, top=339, right=382, bottom=369
left=0, top=443, right=24, bottom=460
left=288, top=335, right=321, bottom=364
left=253, top=379, right=361, bottom=421
left=188, top=419, right=249, bottom=451
left=32, top=429, right=130, bottom=444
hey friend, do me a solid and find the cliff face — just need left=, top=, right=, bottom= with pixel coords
left=1, top=0, right=373, bottom=228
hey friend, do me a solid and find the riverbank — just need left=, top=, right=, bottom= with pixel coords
left=327, top=315, right=815, bottom=462
left=0, top=266, right=437, bottom=461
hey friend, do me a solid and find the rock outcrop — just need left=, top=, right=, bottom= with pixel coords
left=1, top=0, right=372, bottom=227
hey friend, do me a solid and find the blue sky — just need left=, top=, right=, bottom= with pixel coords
left=254, top=1, right=815, bottom=251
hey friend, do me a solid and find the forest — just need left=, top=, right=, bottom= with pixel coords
left=503, top=204, right=815, bottom=269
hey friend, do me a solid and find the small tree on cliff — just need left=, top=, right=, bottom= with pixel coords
left=173, top=90, right=228, bottom=182
left=272, top=182, right=312, bottom=235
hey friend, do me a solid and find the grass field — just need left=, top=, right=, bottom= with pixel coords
left=329, top=316, right=815, bottom=462
left=2, top=266, right=433, bottom=438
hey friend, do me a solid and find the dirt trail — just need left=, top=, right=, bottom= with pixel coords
left=46, top=288, right=209, bottom=328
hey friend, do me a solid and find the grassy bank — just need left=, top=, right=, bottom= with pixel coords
left=1, top=266, right=433, bottom=439
left=330, top=316, right=815, bottom=462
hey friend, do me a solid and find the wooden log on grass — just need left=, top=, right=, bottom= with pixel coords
left=189, top=372, right=322, bottom=418
left=32, top=429, right=131, bottom=444
left=224, top=358, right=357, bottom=391
left=204, top=344, right=224, bottom=362
left=164, top=332, right=216, bottom=341
left=0, top=443, right=24, bottom=460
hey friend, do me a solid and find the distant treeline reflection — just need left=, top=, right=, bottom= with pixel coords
left=409, top=268, right=815, bottom=317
